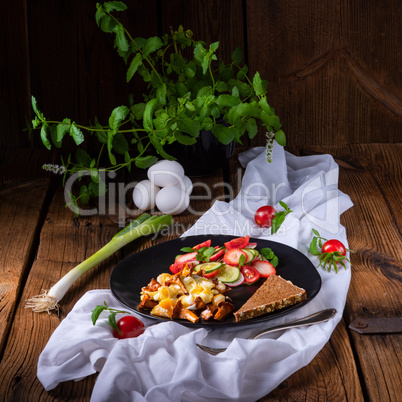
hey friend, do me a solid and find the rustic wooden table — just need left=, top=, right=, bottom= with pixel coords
left=0, top=144, right=401, bottom=401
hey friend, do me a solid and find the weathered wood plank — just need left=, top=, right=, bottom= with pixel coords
left=246, top=0, right=402, bottom=147
left=0, top=149, right=53, bottom=354
left=0, top=164, right=225, bottom=400
left=0, top=1, right=32, bottom=148
left=160, top=0, right=244, bottom=64
left=301, top=144, right=402, bottom=401
left=28, top=0, right=158, bottom=149
left=260, top=320, right=364, bottom=401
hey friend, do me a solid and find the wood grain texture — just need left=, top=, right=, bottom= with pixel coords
left=246, top=0, right=402, bottom=147
left=28, top=0, right=158, bottom=149
left=300, top=144, right=402, bottom=401
left=160, top=0, right=244, bottom=64
left=260, top=320, right=364, bottom=401
left=0, top=149, right=53, bottom=354
left=0, top=1, right=32, bottom=149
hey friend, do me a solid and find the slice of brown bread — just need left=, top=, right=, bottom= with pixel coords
left=234, top=274, right=307, bottom=322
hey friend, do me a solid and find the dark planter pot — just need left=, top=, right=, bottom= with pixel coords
left=165, top=128, right=235, bottom=177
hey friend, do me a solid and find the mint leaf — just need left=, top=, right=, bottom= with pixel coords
left=194, top=42, right=207, bottom=63
left=91, top=302, right=108, bottom=325
left=75, top=148, right=92, bottom=167
left=143, top=37, right=163, bottom=57
left=275, top=130, right=286, bottom=146
left=252, top=71, right=267, bottom=96
left=107, top=312, right=120, bottom=332
left=143, top=99, right=158, bottom=131
left=231, top=47, right=243, bottom=64
left=57, top=118, right=71, bottom=142
left=32, top=96, right=45, bottom=120
left=156, top=83, right=167, bottom=105
left=40, top=123, right=51, bottom=150
left=100, top=15, right=117, bottom=33
left=177, top=117, right=200, bottom=138
left=109, top=105, right=129, bottom=133
left=70, top=122, right=84, bottom=146
left=309, top=236, right=320, bottom=256
left=216, top=94, right=241, bottom=108
left=271, top=201, right=292, bottom=234
left=246, top=118, right=258, bottom=139
left=127, top=53, right=143, bottom=82
left=107, top=130, right=117, bottom=165
left=175, top=131, right=197, bottom=145
left=212, top=124, right=235, bottom=145
left=113, top=133, right=129, bottom=154
left=180, top=247, right=194, bottom=253
left=134, top=155, right=158, bottom=169
left=114, top=24, right=129, bottom=53
left=104, top=1, right=128, bottom=13
left=260, top=247, right=274, bottom=260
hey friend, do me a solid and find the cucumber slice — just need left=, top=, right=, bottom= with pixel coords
left=215, top=264, right=240, bottom=283
left=242, top=249, right=255, bottom=263
left=244, top=248, right=260, bottom=262
left=195, top=262, right=223, bottom=273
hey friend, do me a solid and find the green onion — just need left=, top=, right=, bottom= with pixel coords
left=25, top=213, right=173, bottom=313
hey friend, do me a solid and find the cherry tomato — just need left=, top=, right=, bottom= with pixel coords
left=113, top=316, right=145, bottom=339
left=240, top=265, right=260, bottom=284
left=224, top=235, right=250, bottom=250
left=254, top=206, right=277, bottom=228
left=322, top=239, right=346, bottom=256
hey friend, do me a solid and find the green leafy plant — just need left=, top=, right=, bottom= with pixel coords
left=271, top=201, right=292, bottom=234
left=31, top=1, right=285, bottom=208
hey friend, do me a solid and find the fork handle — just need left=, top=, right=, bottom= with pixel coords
left=251, top=308, right=337, bottom=340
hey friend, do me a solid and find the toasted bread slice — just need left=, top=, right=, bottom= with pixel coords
left=234, top=274, right=307, bottom=322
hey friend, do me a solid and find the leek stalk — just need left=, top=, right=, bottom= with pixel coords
left=25, top=213, right=173, bottom=313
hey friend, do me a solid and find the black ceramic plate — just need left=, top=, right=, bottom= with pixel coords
left=110, top=235, right=322, bottom=328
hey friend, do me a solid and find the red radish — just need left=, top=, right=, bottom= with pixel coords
left=209, top=248, right=225, bottom=262
left=251, top=260, right=276, bottom=278
left=224, top=235, right=249, bottom=250
left=226, top=272, right=245, bottom=287
left=175, top=251, right=197, bottom=263
left=247, top=242, right=258, bottom=249
left=192, top=239, right=211, bottom=250
left=223, top=248, right=248, bottom=266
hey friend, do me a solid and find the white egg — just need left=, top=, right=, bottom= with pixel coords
left=181, top=175, right=193, bottom=195
left=132, top=180, right=160, bottom=211
left=147, top=160, right=185, bottom=187
left=156, top=186, right=190, bottom=215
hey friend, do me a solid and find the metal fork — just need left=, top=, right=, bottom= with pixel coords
left=197, top=308, right=337, bottom=355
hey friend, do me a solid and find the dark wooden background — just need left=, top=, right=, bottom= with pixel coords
left=2, top=0, right=401, bottom=153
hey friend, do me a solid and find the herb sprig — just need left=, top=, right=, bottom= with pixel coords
left=91, top=301, right=132, bottom=334
left=31, top=1, right=285, bottom=211
left=271, top=201, right=292, bottom=234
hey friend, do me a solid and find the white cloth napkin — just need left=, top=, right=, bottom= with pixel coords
left=37, top=144, right=353, bottom=401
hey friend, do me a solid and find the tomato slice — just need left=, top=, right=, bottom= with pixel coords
left=193, top=239, right=212, bottom=250
left=169, top=262, right=184, bottom=274
left=203, top=269, right=219, bottom=279
left=240, top=265, right=260, bottom=284
left=224, top=235, right=250, bottom=250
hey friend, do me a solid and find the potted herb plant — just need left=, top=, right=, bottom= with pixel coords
left=31, top=1, right=285, bottom=207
